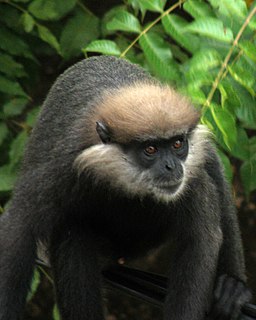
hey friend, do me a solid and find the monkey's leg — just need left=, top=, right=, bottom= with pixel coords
left=50, top=228, right=104, bottom=320
left=0, top=208, right=36, bottom=320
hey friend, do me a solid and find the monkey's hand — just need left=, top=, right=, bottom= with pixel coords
left=207, top=275, right=252, bottom=320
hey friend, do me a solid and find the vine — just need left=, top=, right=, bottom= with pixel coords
left=120, top=0, right=187, bottom=57
left=203, top=5, right=256, bottom=110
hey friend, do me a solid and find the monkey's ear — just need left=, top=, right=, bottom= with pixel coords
left=96, top=121, right=111, bottom=143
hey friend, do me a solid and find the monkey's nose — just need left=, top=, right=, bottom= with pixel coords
left=165, top=160, right=175, bottom=171
left=165, top=164, right=172, bottom=171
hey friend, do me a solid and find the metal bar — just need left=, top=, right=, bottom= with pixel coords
left=36, top=259, right=256, bottom=318
left=103, top=265, right=256, bottom=319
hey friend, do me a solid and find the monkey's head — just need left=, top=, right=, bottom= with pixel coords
left=75, top=83, right=208, bottom=203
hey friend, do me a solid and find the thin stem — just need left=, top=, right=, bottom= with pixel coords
left=0, top=0, right=26, bottom=13
left=203, top=6, right=256, bottom=110
left=77, top=1, right=95, bottom=17
left=221, top=32, right=256, bottom=80
left=11, top=120, right=32, bottom=133
left=120, top=0, right=186, bottom=58
left=37, top=266, right=54, bottom=285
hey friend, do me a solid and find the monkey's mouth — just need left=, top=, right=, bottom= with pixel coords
left=153, top=181, right=182, bottom=194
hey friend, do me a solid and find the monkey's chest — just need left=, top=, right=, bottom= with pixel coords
left=86, top=199, right=172, bottom=258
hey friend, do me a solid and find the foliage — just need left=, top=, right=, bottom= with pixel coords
left=84, top=0, right=256, bottom=193
left=0, top=0, right=255, bottom=315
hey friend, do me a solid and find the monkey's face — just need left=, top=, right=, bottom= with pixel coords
left=75, top=125, right=207, bottom=204
left=75, top=84, right=208, bottom=204
left=120, top=135, right=189, bottom=199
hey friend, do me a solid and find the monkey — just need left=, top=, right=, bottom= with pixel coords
left=0, top=55, right=252, bottom=320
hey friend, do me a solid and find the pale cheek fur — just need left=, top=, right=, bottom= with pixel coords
left=74, top=125, right=210, bottom=203
left=74, top=144, right=148, bottom=197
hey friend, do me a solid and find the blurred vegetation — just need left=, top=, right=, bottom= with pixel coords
left=0, top=0, right=255, bottom=319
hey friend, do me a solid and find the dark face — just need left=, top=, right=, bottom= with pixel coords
left=121, top=135, right=189, bottom=194
left=95, top=121, right=191, bottom=201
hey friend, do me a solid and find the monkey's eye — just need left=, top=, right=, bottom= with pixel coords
left=144, top=146, right=158, bottom=155
left=172, top=138, right=184, bottom=150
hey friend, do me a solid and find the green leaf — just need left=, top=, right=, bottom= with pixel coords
left=107, top=10, right=141, bottom=33
left=185, top=17, right=233, bottom=43
left=228, top=64, right=255, bottom=96
left=185, top=70, right=215, bottom=90
left=232, top=84, right=256, bottom=129
left=29, top=0, right=76, bottom=20
left=170, top=44, right=189, bottom=63
left=239, top=41, right=256, bottom=63
left=115, top=36, right=140, bottom=62
left=229, top=127, right=250, bottom=161
left=218, top=83, right=228, bottom=110
left=210, top=104, right=237, bottom=150
left=0, top=75, right=27, bottom=97
left=0, top=122, right=8, bottom=146
left=236, top=105, right=256, bottom=129
left=202, top=107, right=228, bottom=152
left=127, top=0, right=146, bottom=17
left=208, top=0, right=247, bottom=22
left=248, top=10, right=256, bottom=31
left=186, top=48, right=221, bottom=73
left=0, top=26, right=36, bottom=60
left=0, top=53, right=26, bottom=78
left=219, top=79, right=241, bottom=114
left=207, top=0, right=246, bottom=33
left=0, top=6, right=21, bottom=31
left=201, top=111, right=214, bottom=132
left=21, top=12, right=35, bottom=33
left=137, top=0, right=166, bottom=13
left=240, top=156, right=256, bottom=195
left=139, top=32, right=180, bottom=82
left=60, top=10, right=100, bottom=59
left=37, top=25, right=61, bottom=55
left=27, top=269, right=40, bottom=301
left=9, top=131, right=28, bottom=170
left=53, top=304, right=60, bottom=320
left=217, top=150, right=233, bottom=182
left=0, top=165, right=16, bottom=192
left=101, top=6, right=127, bottom=36
left=249, top=137, right=256, bottom=155
left=162, top=14, right=199, bottom=53
left=26, top=107, right=40, bottom=127
left=84, top=40, right=121, bottom=56
left=182, top=84, right=206, bottom=105
left=184, top=0, right=215, bottom=19
left=3, top=98, right=28, bottom=117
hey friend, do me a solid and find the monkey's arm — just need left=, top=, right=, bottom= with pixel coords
left=0, top=161, right=74, bottom=320
left=164, top=175, right=223, bottom=320
left=0, top=211, right=36, bottom=320
left=209, top=197, right=252, bottom=319
left=205, top=147, right=252, bottom=319
left=49, top=226, right=104, bottom=320
left=0, top=178, right=38, bottom=319
left=204, top=144, right=245, bottom=279
left=207, top=206, right=252, bottom=320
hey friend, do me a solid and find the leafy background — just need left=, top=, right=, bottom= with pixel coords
left=0, top=0, right=255, bottom=319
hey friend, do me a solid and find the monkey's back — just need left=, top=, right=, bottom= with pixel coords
left=22, top=56, right=152, bottom=169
